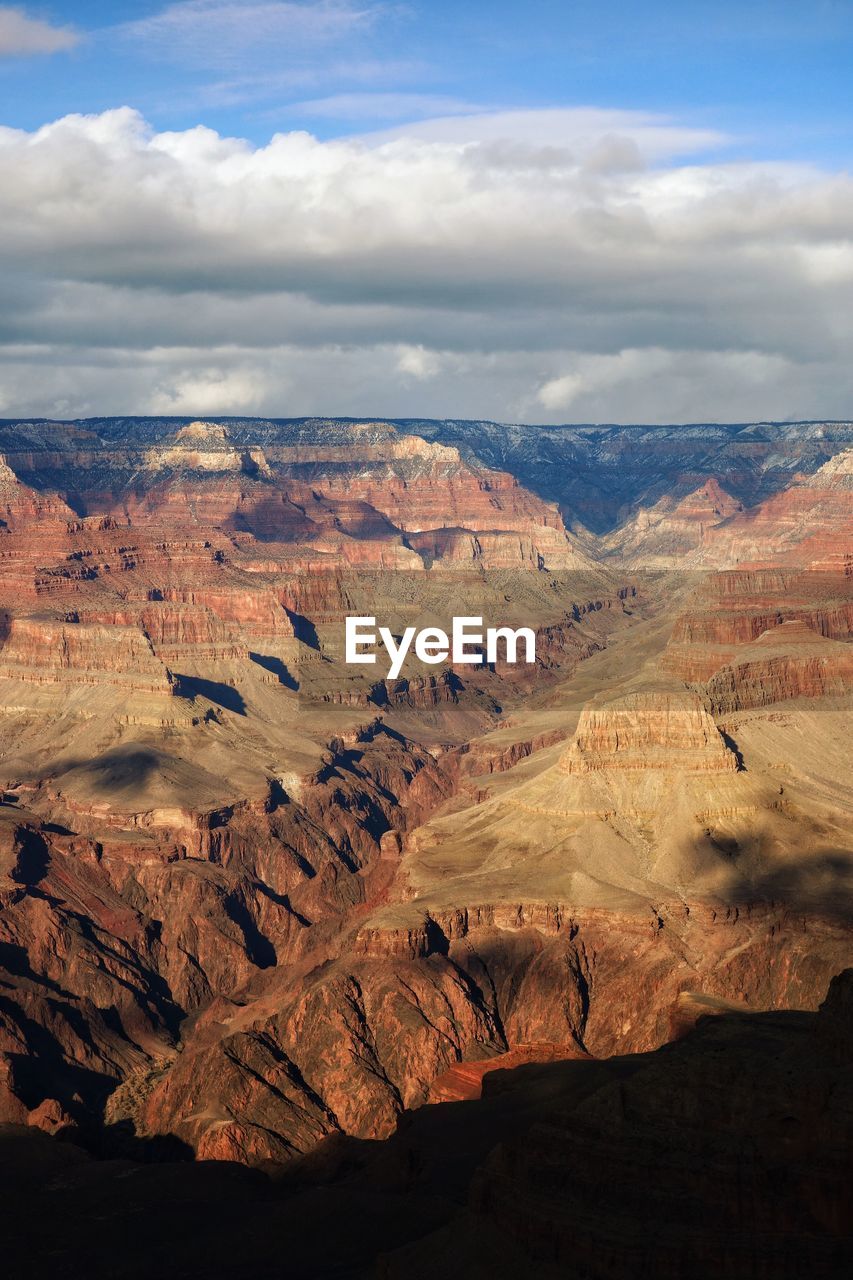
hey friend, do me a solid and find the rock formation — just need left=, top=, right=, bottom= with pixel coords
left=1, top=970, right=849, bottom=1279
left=559, top=689, right=738, bottom=773
left=604, top=448, right=853, bottom=570
left=0, top=414, right=849, bottom=1260
left=601, top=477, right=745, bottom=565
left=704, top=620, right=853, bottom=713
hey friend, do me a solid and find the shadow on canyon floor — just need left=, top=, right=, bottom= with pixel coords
left=248, top=651, right=299, bottom=690
left=2, top=975, right=850, bottom=1280
left=46, top=745, right=166, bottom=795
left=174, top=675, right=248, bottom=715
left=732, top=852, right=853, bottom=921
left=284, top=608, right=320, bottom=650
left=692, top=822, right=853, bottom=924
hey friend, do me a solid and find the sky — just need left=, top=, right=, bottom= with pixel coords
left=0, top=1, right=852, bottom=423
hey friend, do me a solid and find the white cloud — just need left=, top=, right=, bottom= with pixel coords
left=0, top=106, right=852, bottom=422
left=363, top=107, right=727, bottom=163
left=534, top=349, right=793, bottom=420
left=119, top=1, right=386, bottom=69
left=537, top=372, right=585, bottom=412
left=538, top=350, right=680, bottom=412
left=0, top=6, right=78, bottom=55
left=395, top=344, right=444, bottom=380
left=290, top=93, right=486, bottom=122
left=147, top=363, right=277, bottom=415
left=195, top=59, right=425, bottom=109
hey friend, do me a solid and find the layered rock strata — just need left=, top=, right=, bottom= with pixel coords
left=559, top=690, right=738, bottom=774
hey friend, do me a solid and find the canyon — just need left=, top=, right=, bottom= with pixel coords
left=0, top=415, right=850, bottom=1276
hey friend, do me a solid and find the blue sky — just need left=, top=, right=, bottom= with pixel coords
left=0, top=2, right=852, bottom=423
left=2, top=1, right=853, bottom=161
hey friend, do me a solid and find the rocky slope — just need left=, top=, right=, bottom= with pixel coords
left=600, top=477, right=745, bottom=565
left=702, top=447, right=853, bottom=569
left=1, top=970, right=850, bottom=1280
left=603, top=449, right=853, bottom=569
left=408, top=417, right=853, bottom=531
left=703, top=620, right=853, bottom=713
left=661, top=567, right=853, bottom=680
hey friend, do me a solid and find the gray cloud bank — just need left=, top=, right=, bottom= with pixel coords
left=0, top=106, right=851, bottom=422
left=0, top=5, right=78, bottom=56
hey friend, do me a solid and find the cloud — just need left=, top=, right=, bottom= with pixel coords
left=194, top=60, right=425, bottom=109
left=0, top=6, right=78, bottom=55
left=289, top=93, right=486, bottom=122
left=113, top=2, right=411, bottom=115
left=395, top=344, right=444, bottom=381
left=0, top=341, right=845, bottom=427
left=0, top=106, right=852, bottom=422
left=534, top=349, right=793, bottom=420
left=146, top=362, right=278, bottom=415
left=119, top=1, right=387, bottom=69
left=363, top=107, right=727, bottom=163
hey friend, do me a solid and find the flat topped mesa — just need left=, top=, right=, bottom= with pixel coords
left=559, top=689, right=738, bottom=774
left=142, top=421, right=273, bottom=477
left=174, top=420, right=230, bottom=444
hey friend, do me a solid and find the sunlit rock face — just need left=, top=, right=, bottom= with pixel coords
left=559, top=690, right=738, bottom=774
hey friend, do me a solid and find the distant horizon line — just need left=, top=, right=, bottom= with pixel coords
left=2, top=415, right=852, bottom=432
